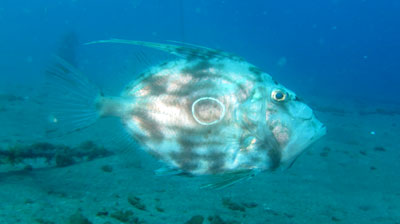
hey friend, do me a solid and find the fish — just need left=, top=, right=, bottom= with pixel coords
left=45, top=39, right=326, bottom=189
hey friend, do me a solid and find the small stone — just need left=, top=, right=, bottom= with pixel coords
left=264, top=207, right=280, bottom=216
left=359, top=150, right=367, bottom=156
left=155, top=206, right=164, bottom=212
left=96, top=210, right=108, bottom=216
left=331, top=216, right=341, bottom=222
left=283, top=213, right=295, bottom=218
left=184, top=215, right=204, bottom=224
left=370, top=166, right=377, bottom=171
left=101, top=165, right=113, bottom=172
left=55, top=154, right=75, bottom=167
left=359, top=205, right=372, bottom=211
left=222, top=197, right=246, bottom=212
left=241, top=202, right=258, bottom=208
left=225, top=220, right=240, bottom=224
left=208, top=215, right=225, bottom=224
left=323, top=147, right=331, bottom=152
left=24, top=198, right=34, bottom=204
left=110, top=210, right=134, bottom=223
left=320, top=152, right=329, bottom=157
left=373, top=146, right=386, bottom=152
left=23, top=165, right=33, bottom=171
left=35, top=218, right=55, bottom=224
left=128, top=195, right=147, bottom=211
left=67, top=212, right=92, bottom=224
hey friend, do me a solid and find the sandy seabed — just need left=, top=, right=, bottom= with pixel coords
left=0, top=94, right=399, bottom=224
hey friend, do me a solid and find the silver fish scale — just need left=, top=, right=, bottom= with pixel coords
left=122, top=57, right=273, bottom=174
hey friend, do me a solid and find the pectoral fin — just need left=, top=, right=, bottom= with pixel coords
left=154, top=166, right=183, bottom=176
left=200, top=169, right=259, bottom=190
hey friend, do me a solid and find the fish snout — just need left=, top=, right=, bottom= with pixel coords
left=288, top=102, right=313, bottom=120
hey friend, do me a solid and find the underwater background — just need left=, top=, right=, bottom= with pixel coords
left=0, top=0, right=399, bottom=223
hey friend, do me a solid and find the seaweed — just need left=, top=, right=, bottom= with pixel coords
left=0, top=141, right=113, bottom=170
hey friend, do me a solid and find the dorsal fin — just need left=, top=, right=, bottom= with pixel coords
left=85, top=38, right=241, bottom=60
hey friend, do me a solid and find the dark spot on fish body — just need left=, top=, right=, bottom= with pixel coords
left=268, top=147, right=281, bottom=170
left=233, top=55, right=246, bottom=62
left=157, top=61, right=168, bottom=67
left=124, top=72, right=148, bottom=92
left=146, top=149, right=163, bottom=161
left=256, top=138, right=281, bottom=170
left=293, top=96, right=302, bottom=102
left=143, top=74, right=169, bottom=96
left=131, top=131, right=147, bottom=145
left=181, top=60, right=213, bottom=78
left=205, top=50, right=223, bottom=60
left=176, top=46, right=188, bottom=55
left=130, top=110, right=164, bottom=143
left=247, top=66, right=268, bottom=83
left=179, top=61, right=253, bottom=103
left=249, top=66, right=262, bottom=76
left=204, top=151, right=226, bottom=174
left=185, top=54, right=199, bottom=62
left=249, top=155, right=263, bottom=165
left=170, top=149, right=200, bottom=172
left=173, top=80, right=218, bottom=98
left=177, top=136, right=197, bottom=149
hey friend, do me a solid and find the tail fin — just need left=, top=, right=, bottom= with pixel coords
left=44, top=56, right=101, bottom=137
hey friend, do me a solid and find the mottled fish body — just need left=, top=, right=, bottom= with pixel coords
left=46, top=39, right=326, bottom=187
left=117, top=57, right=275, bottom=175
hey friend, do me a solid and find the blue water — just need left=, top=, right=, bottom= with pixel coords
left=1, top=0, right=399, bottom=100
left=0, top=1, right=399, bottom=223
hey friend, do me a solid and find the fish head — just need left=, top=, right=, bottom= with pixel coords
left=263, top=83, right=326, bottom=169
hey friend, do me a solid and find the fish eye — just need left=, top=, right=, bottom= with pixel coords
left=271, top=89, right=287, bottom=102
